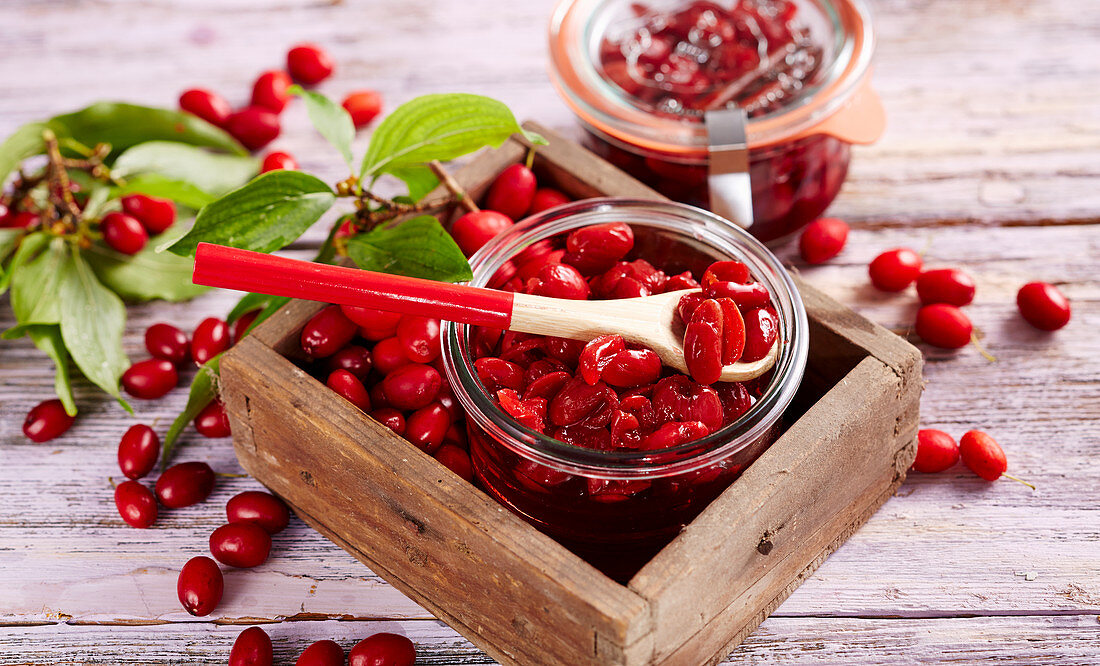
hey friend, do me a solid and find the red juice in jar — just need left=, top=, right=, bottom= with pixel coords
left=443, top=199, right=808, bottom=581
left=549, top=0, right=884, bottom=241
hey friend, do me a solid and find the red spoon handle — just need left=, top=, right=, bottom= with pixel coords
left=192, top=242, right=514, bottom=328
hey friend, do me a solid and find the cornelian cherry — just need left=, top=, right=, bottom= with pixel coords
left=915, top=304, right=972, bottom=349
left=529, top=263, right=590, bottom=300
left=251, top=70, right=292, bottom=113
left=191, top=317, right=230, bottom=365
left=343, top=90, right=383, bottom=128
left=177, top=556, right=223, bottom=616
left=195, top=400, right=232, bottom=438
left=528, top=188, right=570, bottom=215
left=382, top=363, right=442, bottom=410
left=145, top=323, right=189, bottom=364
left=179, top=88, right=232, bottom=127
left=799, top=217, right=849, bottom=264
left=912, top=429, right=959, bottom=473
left=301, top=305, right=357, bottom=359
left=325, top=344, right=372, bottom=379
left=396, top=315, right=441, bottom=363
left=261, top=150, right=298, bottom=173
left=341, top=305, right=402, bottom=338
left=406, top=402, right=452, bottom=453
left=114, top=480, right=158, bottom=528
left=210, top=521, right=271, bottom=568
left=230, top=627, right=273, bottom=666
left=916, top=268, right=976, bottom=306
left=121, top=359, right=179, bottom=399
left=563, top=222, right=633, bottom=274
left=101, top=212, right=148, bottom=255
left=156, top=461, right=215, bottom=508
left=451, top=210, right=514, bottom=256
left=226, top=491, right=290, bottom=534
left=486, top=164, right=537, bottom=220
left=348, top=632, right=417, bottom=666
left=118, top=424, right=159, bottom=479
left=232, top=310, right=260, bottom=344
left=23, top=399, right=74, bottom=442
left=371, top=408, right=406, bottom=435
left=372, top=337, right=413, bottom=375
left=869, top=248, right=922, bottom=292
left=327, top=369, right=371, bottom=411
left=1017, top=282, right=1071, bottom=331
left=225, top=107, right=281, bottom=151
left=287, top=44, right=334, bottom=85
left=959, top=430, right=1009, bottom=482
left=121, top=194, right=176, bottom=235
left=434, top=444, right=474, bottom=481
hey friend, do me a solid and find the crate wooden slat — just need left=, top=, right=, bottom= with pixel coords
left=219, top=122, right=923, bottom=665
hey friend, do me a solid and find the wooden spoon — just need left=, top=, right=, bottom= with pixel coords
left=192, top=243, right=779, bottom=382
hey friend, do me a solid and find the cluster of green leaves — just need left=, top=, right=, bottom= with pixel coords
left=0, top=103, right=259, bottom=414
left=158, top=90, right=543, bottom=460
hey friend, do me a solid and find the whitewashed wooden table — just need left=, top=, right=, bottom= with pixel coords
left=2, top=0, right=1098, bottom=663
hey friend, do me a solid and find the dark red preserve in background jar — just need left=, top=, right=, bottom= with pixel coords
left=549, top=0, right=884, bottom=241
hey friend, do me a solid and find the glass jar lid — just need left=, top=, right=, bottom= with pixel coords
left=549, top=0, right=882, bottom=154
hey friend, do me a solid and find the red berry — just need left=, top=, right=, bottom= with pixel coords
left=226, top=491, right=290, bottom=535
left=577, top=335, right=626, bottom=386
left=2, top=211, right=40, bottom=229
left=869, top=248, right=922, bottom=292
left=23, top=399, right=74, bottom=442
left=475, top=356, right=525, bottom=392
left=341, top=305, right=402, bottom=339
left=343, top=90, right=383, bottom=128
left=548, top=377, right=618, bottom=428
left=287, top=44, right=334, bottom=85
left=232, top=310, right=261, bottom=344
left=528, top=188, right=570, bottom=215
left=261, top=151, right=298, bottom=173
left=251, top=70, right=293, bottom=113
left=799, top=217, right=849, bottom=264
left=371, top=408, right=406, bottom=436
left=372, top=337, right=413, bottom=375
left=916, top=268, right=976, bottom=307
left=325, top=344, right=373, bottom=379
left=121, top=194, right=176, bottom=235
left=210, top=522, right=272, bottom=568
left=301, top=305, right=358, bottom=359
left=528, top=263, right=590, bottom=300
left=114, top=480, right=158, bottom=529
left=145, top=323, right=189, bottom=364
left=601, top=349, right=661, bottom=388
left=177, top=556, right=223, bottom=616
left=191, top=317, right=230, bottom=365
left=741, top=306, right=779, bottom=362
left=1017, top=282, right=1071, bottom=331
left=396, top=315, right=441, bottom=363
left=684, top=300, right=723, bottom=385
left=179, top=88, right=232, bottom=127
left=434, top=444, right=473, bottom=481
left=641, top=420, right=709, bottom=449
left=915, top=304, right=972, bottom=349
left=912, top=429, right=959, bottom=473
left=382, top=363, right=442, bottom=411
left=327, top=369, right=372, bottom=411
left=959, top=430, right=1008, bottom=482
left=348, top=632, right=417, bottom=666
left=486, top=164, right=537, bottom=220
left=121, top=359, right=179, bottom=400
left=230, top=627, right=273, bottom=666
left=101, top=212, right=148, bottom=255
left=194, top=400, right=232, bottom=438
left=405, top=402, right=452, bottom=454
left=295, top=640, right=344, bottom=666
left=156, top=461, right=215, bottom=508
left=118, top=424, right=159, bottom=479
left=225, top=107, right=281, bottom=151
left=450, top=210, right=513, bottom=256
left=651, top=375, right=723, bottom=432
left=563, top=222, right=634, bottom=274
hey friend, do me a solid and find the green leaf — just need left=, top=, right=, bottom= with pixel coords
left=360, top=93, right=545, bottom=181
left=390, top=166, right=440, bottom=202
left=0, top=121, right=49, bottom=185
left=346, top=215, right=472, bottom=283
left=79, top=186, right=113, bottom=221
left=112, top=141, right=259, bottom=197
left=0, top=228, right=22, bottom=265
left=227, top=291, right=277, bottom=324
left=0, top=231, right=50, bottom=295
left=168, top=170, right=336, bottom=257
left=85, top=237, right=208, bottom=303
left=58, top=248, right=131, bottom=413
left=47, top=102, right=246, bottom=159
left=112, top=174, right=217, bottom=210
left=163, top=356, right=219, bottom=465
left=290, top=86, right=356, bottom=169
left=27, top=325, right=76, bottom=416
left=6, top=237, right=71, bottom=337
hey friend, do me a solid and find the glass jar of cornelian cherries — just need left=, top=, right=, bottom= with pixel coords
left=442, top=199, right=808, bottom=580
left=549, top=0, right=883, bottom=242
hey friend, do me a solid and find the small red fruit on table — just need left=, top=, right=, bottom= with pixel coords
left=117, top=424, right=159, bottom=479
left=23, top=399, right=74, bottom=442
left=210, top=522, right=272, bottom=568
left=229, top=626, right=273, bottom=666
left=177, top=556, right=223, bottom=616
left=959, top=430, right=1010, bottom=482
left=194, top=400, right=232, bottom=438
left=911, top=429, right=960, bottom=473
left=226, top=491, right=290, bottom=534
left=114, top=480, right=158, bottom=529
left=348, top=632, right=417, bottom=666
left=798, top=217, right=849, bottom=264
left=261, top=151, right=298, bottom=173
left=121, top=358, right=179, bottom=399
left=916, top=268, right=976, bottom=306
left=287, top=44, right=334, bottom=85
left=343, top=90, right=383, bottom=128
left=191, top=317, right=230, bottom=365
left=225, top=107, right=281, bottom=151
left=868, top=248, right=922, bottom=292
left=915, top=304, right=972, bottom=349
left=1016, top=281, right=1071, bottom=330
left=156, top=461, right=216, bottom=508
left=179, top=88, right=232, bottom=127
left=145, top=323, right=189, bottom=364
left=251, top=70, right=293, bottom=113
left=295, top=639, right=344, bottom=666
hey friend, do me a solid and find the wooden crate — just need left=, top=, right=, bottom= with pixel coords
left=219, top=122, right=923, bottom=666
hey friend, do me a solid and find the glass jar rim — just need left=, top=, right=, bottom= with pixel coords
left=441, top=198, right=809, bottom=479
left=548, top=0, right=876, bottom=154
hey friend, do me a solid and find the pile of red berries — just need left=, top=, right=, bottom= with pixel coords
left=178, top=42, right=383, bottom=168
left=227, top=627, right=416, bottom=666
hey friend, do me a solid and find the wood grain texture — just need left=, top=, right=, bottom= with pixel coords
left=1, top=0, right=1098, bottom=663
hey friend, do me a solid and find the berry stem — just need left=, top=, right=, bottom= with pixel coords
left=428, top=160, right=479, bottom=214
left=1001, top=473, right=1035, bottom=490
left=970, top=332, right=997, bottom=362
left=524, top=147, right=536, bottom=170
